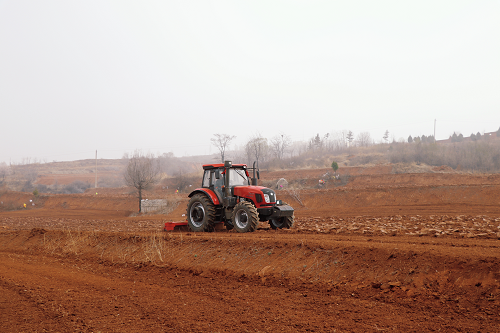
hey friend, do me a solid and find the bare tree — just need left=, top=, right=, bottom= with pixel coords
left=211, top=133, right=236, bottom=162
left=356, top=132, right=372, bottom=147
left=330, top=131, right=349, bottom=152
left=245, top=135, right=268, bottom=165
left=271, top=134, right=291, bottom=160
left=173, top=169, right=191, bottom=193
left=123, top=151, right=161, bottom=213
left=0, top=162, right=8, bottom=182
left=13, top=164, right=38, bottom=187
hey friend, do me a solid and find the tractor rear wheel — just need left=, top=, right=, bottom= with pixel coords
left=186, top=194, right=216, bottom=232
left=231, top=201, right=258, bottom=233
left=269, top=215, right=295, bottom=230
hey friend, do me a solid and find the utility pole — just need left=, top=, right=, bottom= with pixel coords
left=434, top=119, right=436, bottom=143
left=95, top=150, right=97, bottom=188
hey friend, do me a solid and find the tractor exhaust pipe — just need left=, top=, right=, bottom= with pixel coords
left=251, top=161, right=259, bottom=186
left=224, top=160, right=232, bottom=197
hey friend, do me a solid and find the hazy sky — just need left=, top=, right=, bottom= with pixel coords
left=1, top=1, right=499, bottom=163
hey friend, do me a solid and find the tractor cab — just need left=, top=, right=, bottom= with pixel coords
left=202, top=162, right=250, bottom=203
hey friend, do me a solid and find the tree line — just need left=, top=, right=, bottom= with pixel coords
left=3, top=127, right=499, bottom=202
left=210, top=127, right=500, bottom=172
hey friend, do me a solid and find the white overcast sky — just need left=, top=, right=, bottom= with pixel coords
left=1, top=1, right=499, bottom=163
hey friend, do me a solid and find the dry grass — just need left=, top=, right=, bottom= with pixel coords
left=391, top=162, right=437, bottom=174
left=38, top=229, right=174, bottom=264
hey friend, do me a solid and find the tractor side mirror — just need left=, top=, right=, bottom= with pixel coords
left=256, top=170, right=260, bottom=179
left=215, top=169, right=221, bottom=179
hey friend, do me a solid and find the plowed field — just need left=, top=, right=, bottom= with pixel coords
left=1, top=167, right=500, bottom=332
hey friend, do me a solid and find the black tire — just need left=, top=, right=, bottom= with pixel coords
left=231, top=201, right=258, bottom=233
left=186, top=194, right=216, bottom=232
left=269, top=215, right=295, bottom=230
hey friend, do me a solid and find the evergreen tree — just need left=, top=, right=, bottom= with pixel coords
left=383, top=130, right=389, bottom=143
left=331, top=161, right=339, bottom=173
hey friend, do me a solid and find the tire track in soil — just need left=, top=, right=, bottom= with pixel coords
left=0, top=278, right=70, bottom=332
left=0, top=251, right=480, bottom=333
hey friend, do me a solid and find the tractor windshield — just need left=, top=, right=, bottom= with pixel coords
left=229, top=168, right=249, bottom=187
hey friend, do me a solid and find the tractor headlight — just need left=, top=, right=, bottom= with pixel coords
left=263, top=194, right=270, bottom=203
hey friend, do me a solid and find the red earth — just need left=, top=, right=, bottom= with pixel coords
left=1, top=165, right=500, bottom=332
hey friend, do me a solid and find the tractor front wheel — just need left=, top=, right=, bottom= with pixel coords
left=269, top=215, right=295, bottom=230
left=186, top=194, right=216, bottom=232
left=231, top=201, right=258, bottom=233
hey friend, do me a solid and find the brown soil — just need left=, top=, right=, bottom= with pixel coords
left=1, top=166, right=500, bottom=332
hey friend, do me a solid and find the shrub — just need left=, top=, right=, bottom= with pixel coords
left=59, top=181, right=91, bottom=194
left=36, top=184, right=50, bottom=193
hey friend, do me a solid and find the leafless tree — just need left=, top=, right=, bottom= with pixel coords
left=123, top=151, right=161, bottom=212
left=0, top=162, right=8, bottom=182
left=245, top=135, right=268, bottom=165
left=173, top=169, right=192, bottom=193
left=13, top=164, right=38, bottom=184
left=356, top=131, right=372, bottom=147
left=271, top=134, right=291, bottom=160
left=211, top=133, right=236, bottom=162
left=330, top=131, right=349, bottom=152
left=158, top=152, right=187, bottom=176
left=25, top=166, right=38, bottom=182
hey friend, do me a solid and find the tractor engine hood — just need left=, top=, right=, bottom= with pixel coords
left=233, top=186, right=277, bottom=206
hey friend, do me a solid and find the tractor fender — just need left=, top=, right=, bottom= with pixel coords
left=188, top=188, right=221, bottom=206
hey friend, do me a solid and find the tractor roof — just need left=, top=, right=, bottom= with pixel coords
left=202, top=163, right=247, bottom=170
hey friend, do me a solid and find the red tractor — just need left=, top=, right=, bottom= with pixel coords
left=186, top=161, right=294, bottom=232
